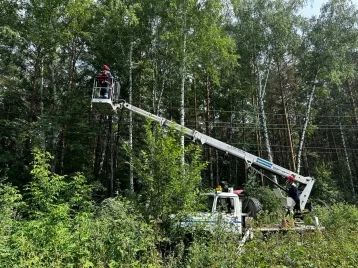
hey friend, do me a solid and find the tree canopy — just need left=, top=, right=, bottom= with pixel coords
left=2, top=0, right=358, bottom=265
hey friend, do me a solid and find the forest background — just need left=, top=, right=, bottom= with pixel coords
left=2, top=0, right=358, bottom=267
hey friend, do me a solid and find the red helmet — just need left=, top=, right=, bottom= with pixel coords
left=103, top=64, right=110, bottom=70
left=286, top=175, right=295, bottom=182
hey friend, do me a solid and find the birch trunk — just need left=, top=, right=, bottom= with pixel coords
left=180, top=1, right=187, bottom=165
left=50, top=60, right=57, bottom=171
left=256, top=58, right=276, bottom=183
left=194, top=78, right=198, bottom=129
left=283, top=103, right=296, bottom=171
left=339, top=113, right=356, bottom=201
left=254, top=95, right=263, bottom=184
left=206, top=72, right=214, bottom=187
left=279, top=65, right=296, bottom=171
left=155, top=77, right=166, bottom=115
left=40, top=59, right=45, bottom=150
left=50, top=60, right=56, bottom=103
left=129, top=42, right=134, bottom=192
left=59, top=125, right=67, bottom=175
left=296, top=79, right=316, bottom=174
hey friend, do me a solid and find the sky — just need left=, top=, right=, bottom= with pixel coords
left=300, top=0, right=328, bottom=17
left=300, top=0, right=358, bottom=18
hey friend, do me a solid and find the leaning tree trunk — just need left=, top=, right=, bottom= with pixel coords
left=253, top=95, right=262, bottom=184
left=338, top=110, right=356, bottom=201
left=279, top=63, right=296, bottom=172
left=256, top=58, right=276, bottom=183
left=205, top=72, right=214, bottom=187
left=296, top=77, right=317, bottom=175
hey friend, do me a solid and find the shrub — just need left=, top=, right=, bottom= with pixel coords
left=314, top=203, right=358, bottom=231
left=124, top=122, right=206, bottom=225
left=85, top=198, right=161, bottom=267
left=253, top=186, right=281, bottom=214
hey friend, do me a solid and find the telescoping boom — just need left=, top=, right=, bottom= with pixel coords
left=117, top=102, right=314, bottom=211
left=91, top=80, right=314, bottom=211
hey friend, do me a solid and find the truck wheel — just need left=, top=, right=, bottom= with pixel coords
left=243, top=197, right=262, bottom=219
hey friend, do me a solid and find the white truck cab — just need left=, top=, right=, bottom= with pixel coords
left=181, top=189, right=250, bottom=235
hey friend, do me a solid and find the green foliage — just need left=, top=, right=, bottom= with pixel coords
left=2, top=0, right=358, bottom=266
left=125, top=121, right=207, bottom=224
left=0, top=183, right=23, bottom=220
left=25, top=148, right=94, bottom=216
left=0, top=184, right=23, bottom=261
left=254, top=209, right=282, bottom=227
left=251, top=212, right=358, bottom=267
left=311, top=162, right=341, bottom=206
left=1, top=149, right=97, bottom=266
left=238, top=203, right=358, bottom=267
left=305, top=124, right=318, bottom=137
left=180, top=203, right=358, bottom=267
left=252, top=186, right=281, bottom=214
left=242, top=172, right=261, bottom=196
left=1, top=150, right=358, bottom=267
left=314, top=203, right=358, bottom=230
left=5, top=198, right=161, bottom=267
left=0, top=149, right=161, bottom=267
left=84, top=197, right=161, bottom=267
left=243, top=173, right=281, bottom=213
left=184, top=225, right=242, bottom=267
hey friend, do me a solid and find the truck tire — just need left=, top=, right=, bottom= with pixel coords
left=243, top=197, right=262, bottom=219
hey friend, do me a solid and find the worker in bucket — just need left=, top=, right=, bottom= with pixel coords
left=96, top=64, right=113, bottom=98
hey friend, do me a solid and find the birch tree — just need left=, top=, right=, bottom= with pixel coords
left=232, top=0, right=304, bottom=182
left=296, top=0, right=358, bottom=179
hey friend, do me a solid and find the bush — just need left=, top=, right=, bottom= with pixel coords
left=314, top=203, right=358, bottom=230
left=85, top=198, right=161, bottom=267
left=0, top=184, right=23, bottom=265
left=253, top=186, right=281, bottom=214
left=124, top=122, right=206, bottom=225
left=0, top=150, right=162, bottom=267
left=184, top=225, right=242, bottom=267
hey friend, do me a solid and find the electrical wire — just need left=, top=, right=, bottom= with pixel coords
left=1, top=106, right=358, bottom=119
left=1, top=114, right=358, bottom=130
left=1, top=107, right=358, bottom=154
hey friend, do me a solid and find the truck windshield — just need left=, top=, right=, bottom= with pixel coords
left=197, top=195, right=235, bottom=214
left=197, top=195, right=214, bottom=212
left=216, top=197, right=235, bottom=214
